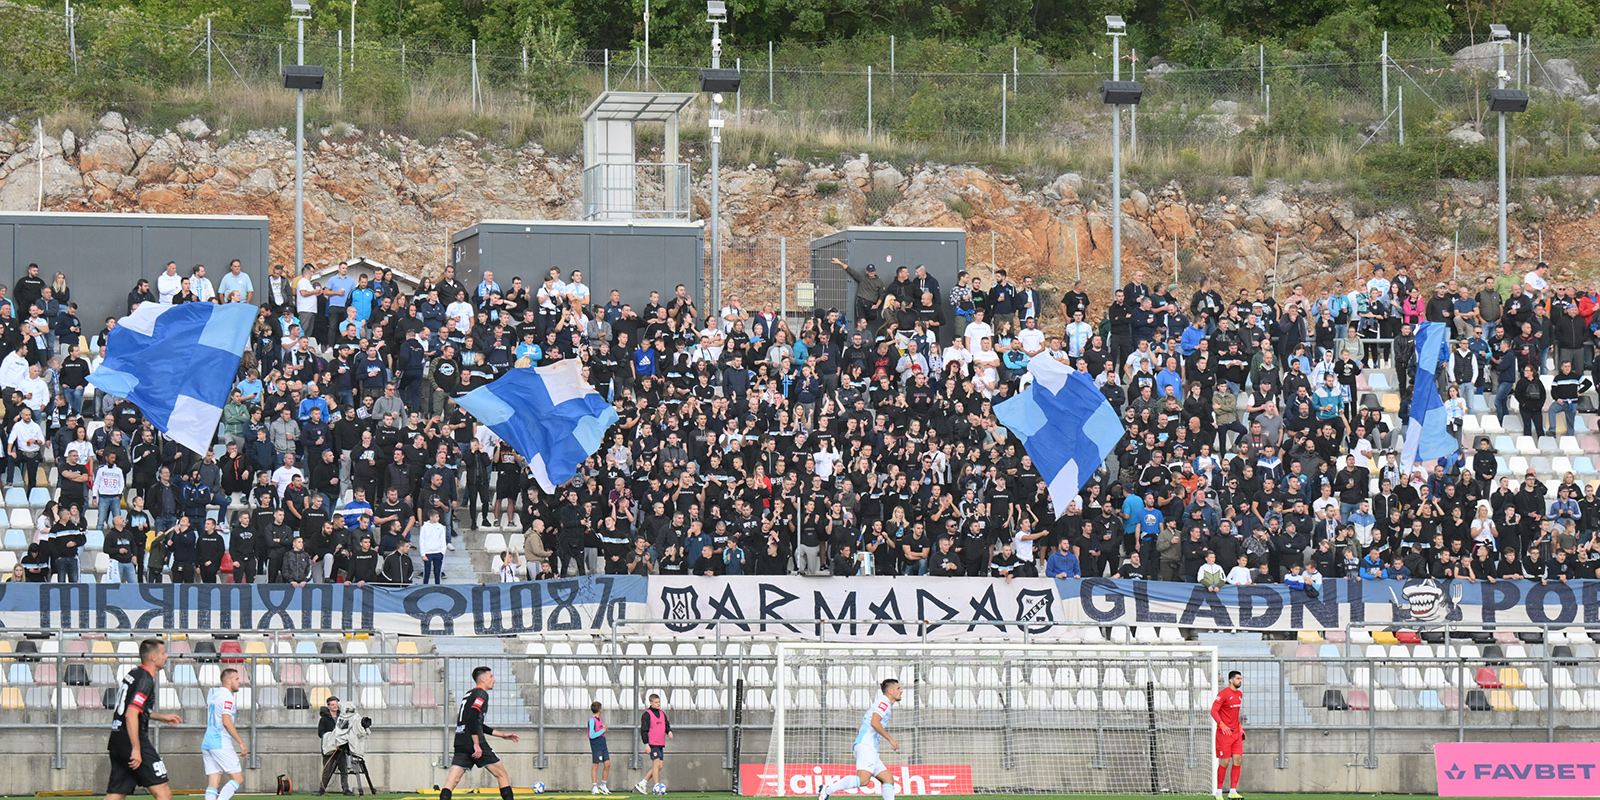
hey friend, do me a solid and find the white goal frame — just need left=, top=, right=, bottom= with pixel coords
left=771, top=641, right=1220, bottom=796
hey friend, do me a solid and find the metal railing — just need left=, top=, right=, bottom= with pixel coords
left=582, top=162, right=692, bottom=222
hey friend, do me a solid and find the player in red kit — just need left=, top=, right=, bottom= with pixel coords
left=1211, top=670, right=1245, bottom=798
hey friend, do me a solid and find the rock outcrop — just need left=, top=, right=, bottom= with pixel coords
left=3, top=116, right=1600, bottom=312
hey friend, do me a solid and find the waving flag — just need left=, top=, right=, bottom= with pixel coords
left=1402, top=320, right=1457, bottom=469
left=87, top=302, right=256, bottom=454
left=994, top=355, right=1124, bottom=517
left=455, top=359, right=618, bottom=493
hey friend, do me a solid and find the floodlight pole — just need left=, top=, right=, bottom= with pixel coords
left=1110, top=25, right=1124, bottom=289
left=295, top=9, right=308, bottom=275
left=1497, top=36, right=1508, bottom=269
left=709, top=13, right=723, bottom=311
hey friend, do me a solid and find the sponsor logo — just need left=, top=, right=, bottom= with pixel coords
left=739, top=765, right=973, bottom=797
left=1436, top=742, right=1600, bottom=797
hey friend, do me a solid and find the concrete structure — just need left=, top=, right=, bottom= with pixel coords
left=450, top=220, right=704, bottom=311
left=809, top=226, right=966, bottom=327
left=0, top=211, right=269, bottom=324
left=581, top=92, right=697, bottom=222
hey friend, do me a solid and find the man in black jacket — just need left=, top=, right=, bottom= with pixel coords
left=196, top=518, right=227, bottom=583
left=260, top=508, right=294, bottom=582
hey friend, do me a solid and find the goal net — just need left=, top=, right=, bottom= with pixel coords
left=755, top=642, right=1217, bottom=796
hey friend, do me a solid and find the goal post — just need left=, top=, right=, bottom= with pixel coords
left=760, top=642, right=1219, bottom=796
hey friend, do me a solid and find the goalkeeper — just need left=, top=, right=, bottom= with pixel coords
left=818, top=678, right=902, bottom=800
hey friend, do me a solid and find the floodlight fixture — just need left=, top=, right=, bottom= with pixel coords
left=700, top=68, right=741, bottom=93
left=1489, top=23, right=1510, bottom=40
left=1488, top=88, right=1529, bottom=112
left=1101, top=80, right=1143, bottom=105
left=707, top=1, right=727, bottom=22
left=290, top=0, right=312, bottom=18
left=1105, top=15, right=1125, bottom=33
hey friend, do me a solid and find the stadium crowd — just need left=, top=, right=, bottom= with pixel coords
left=3, top=254, right=1600, bottom=588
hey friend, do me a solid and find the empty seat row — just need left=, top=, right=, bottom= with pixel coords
left=1322, top=687, right=1590, bottom=712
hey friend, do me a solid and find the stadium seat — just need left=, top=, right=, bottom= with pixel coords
left=1321, top=690, right=1350, bottom=711
left=1498, top=668, right=1525, bottom=689
left=1371, top=631, right=1399, bottom=645
left=410, top=685, right=437, bottom=709
left=1323, top=630, right=1347, bottom=644
left=1363, top=644, right=1386, bottom=659
left=1396, top=630, right=1422, bottom=644
left=1486, top=689, right=1514, bottom=711
left=1103, top=668, right=1130, bottom=690
left=1476, top=668, right=1501, bottom=688
left=62, top=663, right=90, bottom=686
left=33, top=662, right=57, bottom=686
left=1581, top=690, right=1600, bottom=711
left=395, top=640, right=421, bottom=660
left=1399, top=667, right=1425, bottom=690
left=1465, top=690, right=1492, bottom=711
left=1350, top=630, right=1376, bottom=646
left=1558, top=690, right=1585, bottom=712
left=3, top=529, right=25, bottom=550
left=279, top=663, right=304, bottom=686
left=180, top=688, right=205, bottom=709
left=1297, top=630, right=1325, bottom=644
left=358, top=686, right=387, bottom=710
left=357, top=664, right=384, bottom=685
left=1372, top=689, right=1397, bottom=711
left=483, top=533, right=507, bottom=553
left=1350, top=667, right=1372, bottom=689
left=319, top=641, right=345, bottom=662
left=1511, top=690, right=1541, bottom=711
left=1326, top=666, right=1350, bottom=688
left=309, top=687, right=333, bottom=708
left=171, top=664, right=198, bottom=686
left=1074, top=690, right=1099, bottom=711
left=8, top=509, right=32, bottom=529
left=1317, top=644, right=1341, bottom=659
left=26, top=488, right=49, bottom=508
left=282, top=687, right=309, bottom=709
left=1395, top=690, right=1420, bottom=712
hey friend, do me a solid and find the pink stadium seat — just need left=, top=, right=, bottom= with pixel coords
left=1295, top=644, right=1316, bottom=658
left=1439, top=689, right=1461, bottom=710
left=1347, top=690, right=1371, bottom=711
left=390, top=664, right=413, bottom=686
left=33, top=663, right=58, bottom=686
left=279, top=663, right=305, bottom=686
left=411, top=686, right=436, bottom=709
left=1324, top=631, right=1347, bottom=644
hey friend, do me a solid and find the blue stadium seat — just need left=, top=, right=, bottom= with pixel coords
left=3, top=529, right=26, bottom=550
left=26, top=488, right=50, bottom=508
left=3, top=488, right=27, bottom=506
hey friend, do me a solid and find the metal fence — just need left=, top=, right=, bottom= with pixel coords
left=9, top=620, right=1598, bottom=771
left=12, top=3, right=1600, bottom=160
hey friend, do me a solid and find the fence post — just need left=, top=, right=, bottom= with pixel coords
left=779, top=237, right=787, bottom=320
left=768, top=41, right=774, bottom=105
left=1000, top=72, right=1007, bottom=153
left=866, top=65, right=873, bottom=140
left=1259, top=43, right=1265, bottom=106
left=471, top=38, right=479, bottom=113
left=1382, top=31, right=1389, bottom=116
left=735, top=57, right=741, bottom=123
left=604, top=48, right=609, bottom=91
left=1398, top=85, right=1404, bottom=145
left=338, top=30, right=344, bottom=105
left=207, top=18, right=213, bottom=90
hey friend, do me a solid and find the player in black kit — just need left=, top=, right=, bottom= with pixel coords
left=439, top=666, right=520, bottom=800
left=106, top=639, right=184, bottom=800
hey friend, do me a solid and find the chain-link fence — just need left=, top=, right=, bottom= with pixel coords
left=9, top=4, right=1600, bottom=214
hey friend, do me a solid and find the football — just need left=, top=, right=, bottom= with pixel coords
left=532, top=783, right=546, bottom=793
left=652, top=784, right=666, bottom=795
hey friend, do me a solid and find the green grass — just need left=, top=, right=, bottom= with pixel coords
left=0, top=793, right=1540, bottom=799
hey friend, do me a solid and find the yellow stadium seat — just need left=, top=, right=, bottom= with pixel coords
left=1499, top=668, right=1525, bottom=690
left=1372, top=631, right=1399, bottom=645
left=1381, top=394, right=1401, bottom=413
left=309, top=687, right=333, bottom=708
left=1297, top=630, right=1325, bottom=644
left=0, top=688, right=21, bottom=710
left=1488, top=689, right=1515, bottom=711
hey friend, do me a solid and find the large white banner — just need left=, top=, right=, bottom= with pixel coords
left=645, top=576, right=1068, bottom=640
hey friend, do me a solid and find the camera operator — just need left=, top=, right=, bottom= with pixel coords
left=316, top=696, right=372, bottom=796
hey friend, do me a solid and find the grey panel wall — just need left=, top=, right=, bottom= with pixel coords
left=0, top=213, right=269, bottom=326
left=809, top=228, right=967, bottom=329
left=451, top=222, right=703, bottom=312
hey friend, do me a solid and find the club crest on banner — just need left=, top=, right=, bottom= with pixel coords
left=659, top=584, right=702, bottom=632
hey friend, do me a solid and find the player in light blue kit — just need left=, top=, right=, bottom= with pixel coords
left=817, top=678, right=902, bottom=800
left=201, top=668, right=247, bottom=800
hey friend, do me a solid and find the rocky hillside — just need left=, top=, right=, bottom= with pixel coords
left=4, top=112, right=1600, bottom=310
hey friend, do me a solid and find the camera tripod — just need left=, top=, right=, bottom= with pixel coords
left=318, top=745, right=378, bottom=796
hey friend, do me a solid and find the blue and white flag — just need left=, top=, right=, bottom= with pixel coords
left=455, top=359, right=619, bottom=493
left=1402, top=320, right=1457, bottom=470
left=87, top=302, right=256, bottom=454
left=993, top=355, right=1124, bottom=517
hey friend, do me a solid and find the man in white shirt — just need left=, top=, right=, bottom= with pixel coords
left=1064, top=310, right=1093, bottom=357
left=1365, top=266, right=1391, bottom=302
left=271, top=454, right=305, bottom=497
left=719, top=295, right=747, bottom=333
left=295, top=265, right=322, bottom=337
left=446, top=294, right=475, bottom=334
left=94, top=452, right=127, bottom=530
left=0, top=343, right=29, bottom=389
left=962, top=308, right=993, bottom=353
left=1016, top=316, right=1046, bottom=356
left=192, top=264, right=217, bottom=303
left=566, top=270, right=590, bottom=312
left=1523, top=262, right=1550, bottom=297
left=157, top=261, right=183, bottom=303
left=217, top=259, right=254, bottom=304
left=16, top=363, right=49, bottom=411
